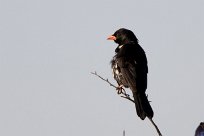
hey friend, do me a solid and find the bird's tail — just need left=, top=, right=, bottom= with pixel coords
left=133, top=93, right=154, bottom=120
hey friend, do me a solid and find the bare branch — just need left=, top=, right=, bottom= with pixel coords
left=148, top=117, right=162, bottom=136
left=91, top=71, right=133, bottom=100
left=91, top=71, right=162, bottom=136
left=91, top=71, right=117, bottom=88
left=121, top=96, right=135, bottom=103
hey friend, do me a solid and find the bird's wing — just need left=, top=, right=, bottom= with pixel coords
left=116, top=43, right=148, bottom=91
left=116, top=57, right=138, bottom=93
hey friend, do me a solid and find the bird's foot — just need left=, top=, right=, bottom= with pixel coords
left=116, top=85, right=124, bottom=94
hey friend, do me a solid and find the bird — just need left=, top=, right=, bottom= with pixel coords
left=107, top=28, right=154, bottom=120
left=195, top=122, right=204, bottom=136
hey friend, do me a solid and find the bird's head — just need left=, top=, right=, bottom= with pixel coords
left=107, top=28, right=138, bottom=45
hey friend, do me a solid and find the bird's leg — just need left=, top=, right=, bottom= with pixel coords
left=116, top=85, right=124, bottom=94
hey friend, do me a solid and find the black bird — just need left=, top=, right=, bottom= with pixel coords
left=195, top=122, right=204, bottom=136
left=107, top=28, right=153, bottom=120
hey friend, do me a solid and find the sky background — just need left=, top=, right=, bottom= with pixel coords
left=0, top=0, right=204, bottom=136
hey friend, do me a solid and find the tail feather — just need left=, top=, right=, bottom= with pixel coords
left=133, top=93, right=154, bottom=120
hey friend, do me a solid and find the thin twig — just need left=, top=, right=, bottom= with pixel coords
left=91, top=71, right=134, bottom=102
left=148, top=117, right=162, bottom=136
left=91, top=71, right=162, bottom=136
left=91, top=71, right=117, bottom=88
left=121, top=96, right=135, bottom=103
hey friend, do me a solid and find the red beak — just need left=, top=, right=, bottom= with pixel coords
left=107, top=35, right=116, bottom=40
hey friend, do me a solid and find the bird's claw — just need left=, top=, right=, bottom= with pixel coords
left=116, top=85, right=124, bottom=94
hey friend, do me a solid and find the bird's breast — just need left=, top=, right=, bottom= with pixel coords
left=111, top=58, right=128, bottom=88
left=112, top=61, right=121, bottom=80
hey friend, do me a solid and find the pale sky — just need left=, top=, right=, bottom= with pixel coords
left=0, top=0, right=204, bottom=136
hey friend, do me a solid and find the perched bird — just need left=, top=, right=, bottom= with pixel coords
left=107, top=28, right=153, bottom=120
left=195, top=122, right=204, bottom=136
